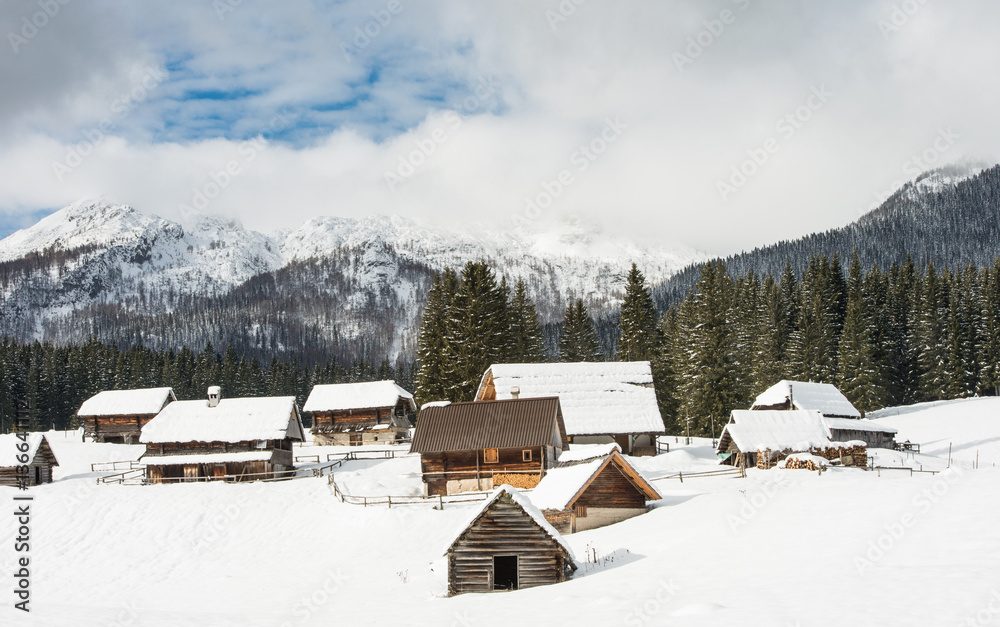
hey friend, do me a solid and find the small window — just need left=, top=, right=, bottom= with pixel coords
left=522, top=449, right=532, bottom=462
left=256, top=440, right=267, bottom=449
left=574, top=505, right=588, bottom=518
left=484, top=448, right=499, bottom=464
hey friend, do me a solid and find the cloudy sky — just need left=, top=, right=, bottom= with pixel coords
left=0, top=0, right=998, bottom=254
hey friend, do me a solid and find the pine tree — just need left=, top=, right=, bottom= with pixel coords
left=680, top=261, right=739, bottom=437
left=414, top=270, right=458, bottom=406
left=506, top=279, right=547, bottom=363
left=837, top=252, right=880, bottom=412
left=752, top=275, right=790, bottom=391
left=442, top=262, right=510, bottom=401
left=650, top=308, right=681, bottom=432
left=617, top=263, right=660, bottom=361
left=558, top=300, right=603, bottom=362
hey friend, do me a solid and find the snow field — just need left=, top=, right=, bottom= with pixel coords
left=2, top=405, right=999, bottom=626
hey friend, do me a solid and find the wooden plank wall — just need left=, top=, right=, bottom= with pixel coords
left=448, top=495, right=570, bottom=595
left=575, top=463, right=647, bottom=509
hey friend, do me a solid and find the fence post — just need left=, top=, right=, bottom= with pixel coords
left=679, top=471, right=683, bottom=483
left=388, top=496, right=392, bottom=509
left=438, top=494, right=444, bottom=510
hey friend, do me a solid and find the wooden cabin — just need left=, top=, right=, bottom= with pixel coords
left=751, top=380, right=897, bottom=448
left=475, top=362, right=664, bottom=456
left=410, top=397, right=569, bottom=496
left=77, top=387, right=177, bottom=444
left=0, top=433, right=59, bottom=487
left=139, top=387, right=305, bottom=483
left=445, top=485, right=576, bottom=595
left=303, top=380, right=416, bottom=446
left=530, top=450, right=661, bottom=534
left=717, top=410, right=833, bottom=468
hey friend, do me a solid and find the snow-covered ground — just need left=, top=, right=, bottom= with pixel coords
left=3, top=404, right=1000, bottom=626
left=870, top=397, right=1000, bottom=467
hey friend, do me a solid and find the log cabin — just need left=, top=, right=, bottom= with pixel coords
left=529, top=450, right=661, bottom=534
left=77, top=387, right=177, bottom=444
left=474, top=362, right=664, bottom=456
left=302, top=380, right=416, bottom=446
left=750, top=380, right=897, bottom=448
left=139, top=387, right=305, bottom=483
left=0, top=433, right=59, bottom=487
left=410, top=397, right=569, bottom=496
left=445, top=485, right=576, bottom=595
left=717, top=410, right=833, bottom=468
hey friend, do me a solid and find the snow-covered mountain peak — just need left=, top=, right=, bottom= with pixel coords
left=909, top=161, right=991, bottom=195
left=0, top=199, right=168, bottom=262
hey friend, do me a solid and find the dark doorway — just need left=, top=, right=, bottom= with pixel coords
left=493, top=555, right=518, bottom=590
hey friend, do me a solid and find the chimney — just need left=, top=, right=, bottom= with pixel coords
left=207, top=386, right=222, bottom=408
left=510, top=386, right=520, bottom=400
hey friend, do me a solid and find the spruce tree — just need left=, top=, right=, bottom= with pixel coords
left=414, top=270, right=458, bottom=406
left=558, top=300, right=603, bottom=362
left=617, top=263, right=660, bottom=361
left=506, top=278, right=547, bottom=363
left=837, top=252, right=879, bottom=412
left=442, top=261, right=510, bottom=401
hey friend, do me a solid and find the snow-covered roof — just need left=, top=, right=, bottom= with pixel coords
left=77, top=387, right=176, bottom=417
left=531, top=452, right=661, bottom=511
left=558, top=442, right=620, bottom=463
left=140, top=397, right=304, bottom=444
left=824, top=416, right=898, bottom=434
left=477, top=362, right=663, bottom=436
left=303, top=380, right=416, bottom=413
left=445, top=485, right=575, bottom=562
left=0, top=433, right=58, bottom=467
left=140, top=451, right=275, bottom=466
left=751, top=380, right=861, bottom=418
left=721, top=410, right=832, bottom=453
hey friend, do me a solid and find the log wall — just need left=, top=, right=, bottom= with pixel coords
left=83, top=413, right=158, bottom=444
left=448, top=494, right=572, bottom=595
left=421, top=446, right=546, bottom=496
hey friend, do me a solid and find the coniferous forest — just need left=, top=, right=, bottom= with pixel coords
left=0, top=338, right=412, bottom=433
left=3, top=253, right=998, bottom=437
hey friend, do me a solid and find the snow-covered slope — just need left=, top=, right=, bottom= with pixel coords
left=869, top=397, right=1000, bottom=465
left=4, top=406, right=998, bottom=627
left=0, top=200, right=705, bottom=357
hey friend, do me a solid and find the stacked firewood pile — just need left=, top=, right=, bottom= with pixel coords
left=810, top=443, right=868, bottom=467
left=756, top=449, right=777, bottom=470
left=492, top=473, right=541, bottom=489
left=783, top=455, right=825, bottom=471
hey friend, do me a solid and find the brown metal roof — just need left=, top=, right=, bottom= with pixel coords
left=410, top=397, right=569, bottom=453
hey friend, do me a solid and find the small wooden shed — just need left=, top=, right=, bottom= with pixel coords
left=530, top=450, right=661, bottom=533
left=303, top=380, right=416, bottom=446
left=445, top=485, right=576, bottom=595
left=77, top=387, right=177, bottom=444
left=0, top=433, right=59, bottom=487
left=718, top=410, right=832, bottom=468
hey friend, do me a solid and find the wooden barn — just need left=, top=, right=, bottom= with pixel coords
left=717, top=410, right=833, bottom=468
left=410, top=397, right=569, bottom=496
left=139, top=387, right=305, bottom=482
left=475, top=361, right=664, bottom=456
left=445, top=485, right=576, bottom=595
left=77, top=387, right=177, bottom=444
left=750, top=380, right=897, bottom=448
left=302, top=380, right=416, bottom=446
left=530, top=449, right=661, bottom=533
left=0, top=433, right=59, bottom=487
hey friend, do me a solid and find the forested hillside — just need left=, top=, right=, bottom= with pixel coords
left=653, top=254, right=1000, bottom=435
left=654, top=165, right=1000, bottom=307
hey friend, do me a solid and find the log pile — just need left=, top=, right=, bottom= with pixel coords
left=783, top=456, right=824, bottom=471
left=492, top=473, right=541, bottom=489
left=756, top=449, right=777, bottom=470
left=810, top=443, right=867, bottom=467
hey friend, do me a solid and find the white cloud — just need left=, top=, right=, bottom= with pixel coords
left=1, top=0, right=999, bottom=254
